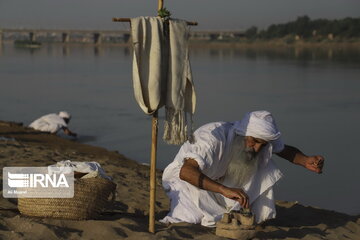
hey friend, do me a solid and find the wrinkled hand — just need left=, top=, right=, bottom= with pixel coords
left=220, top=186, right=249, bottom=208
left=303, top=155, right=325, bottom=174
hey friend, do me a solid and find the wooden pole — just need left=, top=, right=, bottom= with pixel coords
left=158, top=0, right=164, bottom=11
left=148, top=1, right=163, bottom=234
left=149, top=110, right=158, bottom=233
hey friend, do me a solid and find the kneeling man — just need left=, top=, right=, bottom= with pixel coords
left=161, top=110, right=324, bottom=226
left=29, top=111, right=77, bottom=137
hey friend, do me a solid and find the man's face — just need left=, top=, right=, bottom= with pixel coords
left=244, top=136, right=268, bottom=153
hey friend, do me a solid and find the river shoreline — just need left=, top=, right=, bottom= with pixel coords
left=0, top=120, right=359, bottom=239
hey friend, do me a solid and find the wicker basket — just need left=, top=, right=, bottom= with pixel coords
left=18, top=177, right=116, bottom=220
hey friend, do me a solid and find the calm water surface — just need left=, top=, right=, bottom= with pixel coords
left=0, top=43, right=359, bottom=215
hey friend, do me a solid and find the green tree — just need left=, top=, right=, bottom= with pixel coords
left=294, top=15, right=312, bottom=38
left=245, top=26, right=258, bottom=39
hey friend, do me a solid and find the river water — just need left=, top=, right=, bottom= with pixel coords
left=0, top=42, right=359, bottom=215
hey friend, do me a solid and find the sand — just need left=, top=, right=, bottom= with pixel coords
left=0, top=120, right=359, bottom=240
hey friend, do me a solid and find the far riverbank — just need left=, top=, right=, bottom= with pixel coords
left=2, top=39, right=360, bottom=49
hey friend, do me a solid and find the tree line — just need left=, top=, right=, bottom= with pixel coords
left=245, top=16, right=360, bottom=41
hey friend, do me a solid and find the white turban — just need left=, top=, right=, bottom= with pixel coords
left=59, top=111, right=71, bottom=119
left=234, top=110, right=281, bottom=141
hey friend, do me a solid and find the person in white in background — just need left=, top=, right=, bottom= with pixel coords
left=160, top=110, right=324, bottom=227
left=29, top=111, right=77, bottom=137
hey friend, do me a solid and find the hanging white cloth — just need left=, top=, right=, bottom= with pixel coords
left=130, top=17, right=196, bottom=145
left=163, top=19, right=196, bottom=145
left=130, top=17, right=166, bottom=115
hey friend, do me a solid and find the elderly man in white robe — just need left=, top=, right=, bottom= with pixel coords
left=29, top=111, right=77, bottom=137
left=160, top=110, right=324, bottom=227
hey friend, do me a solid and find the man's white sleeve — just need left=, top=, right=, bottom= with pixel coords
left=179, top=126, right=225, bottom=171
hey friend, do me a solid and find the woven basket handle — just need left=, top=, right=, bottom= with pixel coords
left=109, top=189, right=116, bottom=203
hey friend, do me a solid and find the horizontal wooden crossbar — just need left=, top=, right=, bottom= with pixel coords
left=112, top=18, right=198, bottom=26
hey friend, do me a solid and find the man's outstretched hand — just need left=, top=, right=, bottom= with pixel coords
left=302, top=155, right=325, bottom=174
left=219, top=186, right=249, bottom=208
left=276, top=145, right=325, bottom=174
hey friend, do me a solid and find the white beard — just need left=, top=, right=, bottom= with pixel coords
left=222, top=135, right=259, bottom=188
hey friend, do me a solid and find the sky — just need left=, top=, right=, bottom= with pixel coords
left=0, top=0, right=359, bottom=30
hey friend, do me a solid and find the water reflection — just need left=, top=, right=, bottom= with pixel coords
left=62, top=45, right=70, bottom=56
left=13, top=45, right=41, bottom=56
left=1, top=43, right=360, bottom=65
left=123, top=47, right=130, bottom=57
left=94, top=46, right=100, bottom=56
left=190, top=46, right=360, bottom=64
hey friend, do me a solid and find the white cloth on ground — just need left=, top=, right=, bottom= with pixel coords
left=130, top=17, right=196, bottom=145
left=160, top=120, right=284, bottom=227
left=29, top=113, right=67, bottom=134
left=48, top=160, right=112, bottom=181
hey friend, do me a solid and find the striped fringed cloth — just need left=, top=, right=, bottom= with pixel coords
left=130, top=17, right=196, bottom=145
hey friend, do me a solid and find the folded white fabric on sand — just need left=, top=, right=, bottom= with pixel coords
left=48, top=160, right=112, bottom=180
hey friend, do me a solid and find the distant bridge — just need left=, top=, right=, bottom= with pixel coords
left=0, top=28, right=131, bottom=44
left=0, top=28, right=245, bottom=44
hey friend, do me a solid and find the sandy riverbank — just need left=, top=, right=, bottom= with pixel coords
left=0, top=121, right=359, bottom=240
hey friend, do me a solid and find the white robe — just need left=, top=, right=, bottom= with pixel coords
left=161, top=121, right=284, bottom=227
left=29, top=113, right=67, bottom=134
